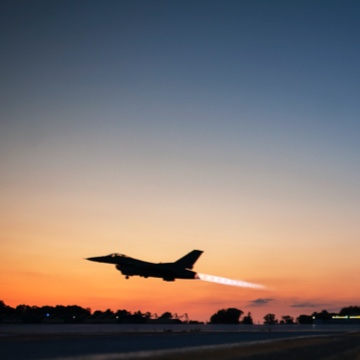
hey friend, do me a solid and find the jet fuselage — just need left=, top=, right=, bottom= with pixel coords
left=86, top=250, right=203, bottom=282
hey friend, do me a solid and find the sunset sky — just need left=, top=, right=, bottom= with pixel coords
left=1, top=0, right=360, bottom=323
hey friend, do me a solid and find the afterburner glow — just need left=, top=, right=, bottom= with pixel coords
left=197, top=273, right=266, bottom=289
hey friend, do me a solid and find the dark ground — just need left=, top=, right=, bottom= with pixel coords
left=1, top=331, right=356, bottom=360
left=146, top=332, right=360, bottom=360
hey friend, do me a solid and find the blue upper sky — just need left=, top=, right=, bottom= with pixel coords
left=3, top=2, right=360, bottom=137
left=2, top=0, right=360, bottom=194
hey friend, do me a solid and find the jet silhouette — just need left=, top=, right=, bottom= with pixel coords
left=86, top=250, right=203, bottom=281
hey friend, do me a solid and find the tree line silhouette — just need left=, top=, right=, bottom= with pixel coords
left=1, top=300, right=359, bottom=324
left=0, top=301, right=193, bottom=324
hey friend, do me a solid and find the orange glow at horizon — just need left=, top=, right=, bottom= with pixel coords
left=2, top=219, right=360, bottom=324
left=2, top=186, right=360, bottom=323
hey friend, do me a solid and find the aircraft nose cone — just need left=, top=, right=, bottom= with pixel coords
left=85, top=255, right=116, bottom=264
left=86, top=256, right=102, bottom=262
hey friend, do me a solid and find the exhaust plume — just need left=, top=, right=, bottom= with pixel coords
left=196, top=273, right=266, bottom=290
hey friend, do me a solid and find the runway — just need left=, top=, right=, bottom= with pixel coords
left=1, top=324, right=358, bottom=360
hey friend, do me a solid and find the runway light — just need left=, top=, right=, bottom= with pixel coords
left=196, top=273, right=266, bottom=289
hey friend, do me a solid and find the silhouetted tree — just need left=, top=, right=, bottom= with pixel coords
left=103, top=309, right=115, bottom=318
left=92, top=310, right=103, bottom=317
left=280, top=315, right=294, bottom=324
left=339, top=306, right=360, bottom=316
left=157, top=311, right=183, bottom=323
left=15, top=304, right=31, bottom=316
left=115, top=309, right=131, bottom=323
left=296, top=314, right=313, bottom=324
left=0, top=301, right=16, bottom=322
left=62, top=305, right=90, bottom=323
left=241, top=312, right=253, bottom=324
left=14, top=305, right=41, bottom=323
left=131, top=310, right=147, bottom=324
left=311, top=310, right=333, bottom=322
left=159, top=311, right=173, bottom=320
left=210, top=308, right=243, bottom=324
left=263, top=313, right=278, bottom=325
left=143, top=312, right=152, bottom=320
left=91, top=309, right=115, bottom=321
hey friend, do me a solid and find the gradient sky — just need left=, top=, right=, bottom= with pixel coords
left=1, top=0, right=360, bottom=322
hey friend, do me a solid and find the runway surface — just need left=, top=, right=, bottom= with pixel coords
left=1, top=324, right=354, bottom=360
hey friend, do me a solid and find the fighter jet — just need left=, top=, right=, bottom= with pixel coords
left=86, top=250, right=203, bottom=282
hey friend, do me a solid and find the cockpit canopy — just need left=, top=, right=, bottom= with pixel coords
left=110, top=253, right=127, bottom=258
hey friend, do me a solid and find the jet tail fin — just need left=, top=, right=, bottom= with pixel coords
left=174, top=250, right=203, bottom=269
